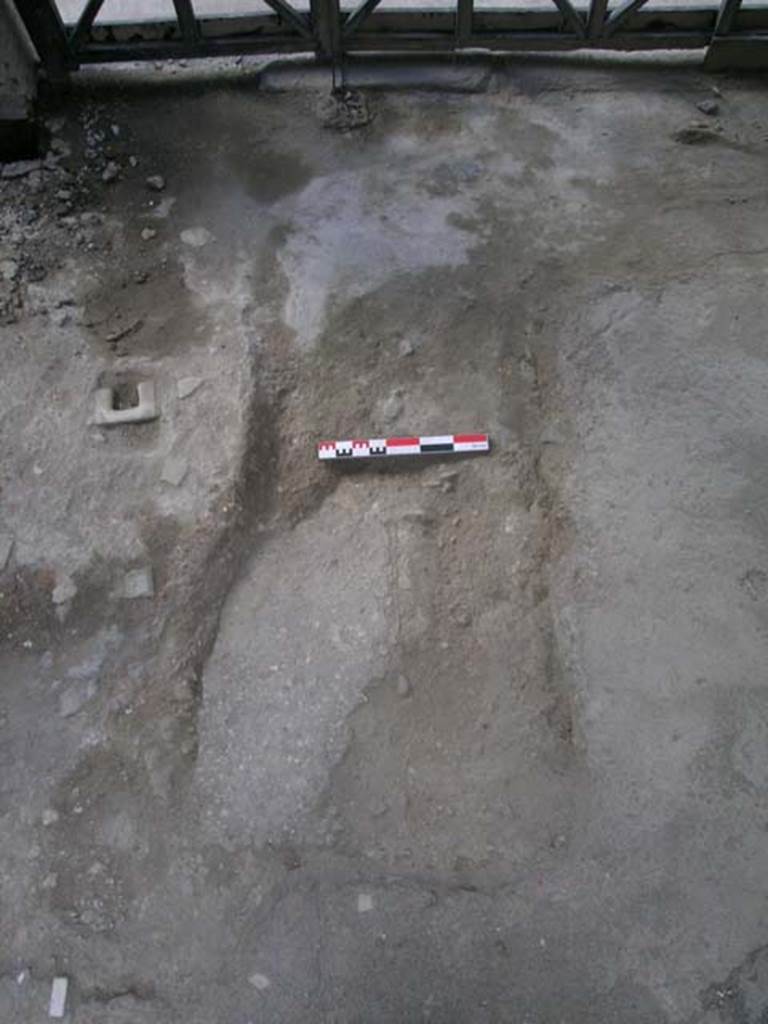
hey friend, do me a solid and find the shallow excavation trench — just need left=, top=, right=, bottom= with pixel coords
left=187, top=248, right=586, bottom=883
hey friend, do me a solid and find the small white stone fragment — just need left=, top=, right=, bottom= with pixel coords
left=177, top=376, right=203, bottom=399
left=357, top=893, right=374, bottom=913
left=42, top=808, right=59, bottom=826
left=123, top=567, right=154, bottom=600
left=141, top=227, right=157, bottom=241
left=52, top=575, right=77, bottom=605
left=102, top=161, right=120, bottom=183
left=49, top=976, right=68, bottom=1018
left=249, top=972, right=270, bottom=990
left=161, top=456, right=188, bottom=487
left=146, top=174, right=166, bottom=192
left=180, top=226, right=213, bottom=248
left=0, top=258, right=18, bottom=281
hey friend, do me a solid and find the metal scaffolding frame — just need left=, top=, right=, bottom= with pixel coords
left=12, top=0, right=768, bottom=78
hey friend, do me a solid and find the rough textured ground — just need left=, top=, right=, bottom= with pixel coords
left=2, top=57, right=768, bottom=1023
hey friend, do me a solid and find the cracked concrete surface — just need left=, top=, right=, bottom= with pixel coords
left=2, top=58, right=768, bottom=1023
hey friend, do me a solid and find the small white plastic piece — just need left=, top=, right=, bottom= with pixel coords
left=90, top=381, right=159, bottom=426
left=49, top=976, right=68, bottom=1018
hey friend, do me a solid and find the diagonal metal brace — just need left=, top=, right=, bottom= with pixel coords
left=604, top=0, right=648, bottom=35
left=70, top=0, right=106, bottom=49
left=261, top=0, right=315, bottom=40
left=172, top=0, right=200, bottom=45
left=551, top=0, right=587, bottom=37
left=713, top=0, right=742, bottom=34
left=343, top=0, right=382, bottom=37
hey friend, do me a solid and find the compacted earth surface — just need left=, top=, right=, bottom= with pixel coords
left=2, top=54, right=768, bottom=1023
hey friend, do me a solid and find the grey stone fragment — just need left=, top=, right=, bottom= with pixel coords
left=102, top=161, right=120, bottom=183
left=59, top=681, right=95, bottom=718
left=52, top=575, right=77, bottom=605
left=123, top=568, right=154, bottom=599
left=0, top=533, right=13, bottom=570
left=697, top=99, right=720, bottom=116
left=380, top=391, right=403, bottom=423
left=177, top=376, right=203, bottom=399
left=161, top=456, right=188, bottom=487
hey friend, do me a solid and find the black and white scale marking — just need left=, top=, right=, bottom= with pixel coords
left=317, top=434, right=490, bottom=460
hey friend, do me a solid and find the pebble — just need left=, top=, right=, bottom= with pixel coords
left=249, top=973, right=270, bottom=990
left=146, top=174, right=166, bottom=192
left=128, top=155, right=139, bottom=168
left=398, top=338, right=415, bottom=357
left=49, top=976, right=68, bottom=1019
left=161, top=456, right=188, bottom=487
left=697, top=99, right=719, bottom=116
left=396, top=674, right=412, bottom=698
left=1, top=159, right=42, bottom=179
left=59, top=682, right=94, bottom=718
left=180, top=226, right=213, bottom=247
left=123, top=567, right=154, bottom=600
left=177, top=376, right=203, bottom=399
left=380, top=391, right=403, bottom=423
left=52, top=575, right=77, bottom=605
left=357, top=893, right=375, bottom=913
left=0, top=259, right=17, bottom=282
left=673, top=123, right=718, bottom=145
left=110, top=123, right=120, bottom=136
left=102, top=161, right=120, bottom=183
left=52, top=307, right=71, bottom=327
left=141, top=227, right=157, bottom=241
left=438, top=469, right=459, bottom=493
left=0, top=534, right=13, bottom=570
left=41, top=808, right=59, bottom=826
left=49, top=137, right=71, bottom=157
left=55, top=189, right=73, bottom=201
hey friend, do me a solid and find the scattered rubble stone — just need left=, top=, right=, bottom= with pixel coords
left=146, top=174, right=166, bottom=192
left=381, top=391, right=403, bottom=422
left=161, top=456, right=189, bottom=487
left=59, top=682, right=95, bottom=718
left=673, top=123, right=720, bottom=145
left=0, top=533, right=13, bottom=569
left=180, top=226, right=212, bottom=247
left=317, top=90, right=373, bottom=132
left=697, top=99, right=720, bottom=116
left=177, top=376, right=203, bottom=399
left=1, top=159, right=42, bottom=179
left=52, top=575, right=77, bottom=605
left=123, top=567, right=154, bottom=600
left=102, top=161, right=120, bottom=183
left=0, top=259, right=18, bottom=281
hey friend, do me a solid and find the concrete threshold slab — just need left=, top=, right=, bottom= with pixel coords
left=258, top=56, right=493, bottom=93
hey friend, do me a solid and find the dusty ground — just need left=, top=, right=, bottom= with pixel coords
left=2, top=55, right=768, bottom=1023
